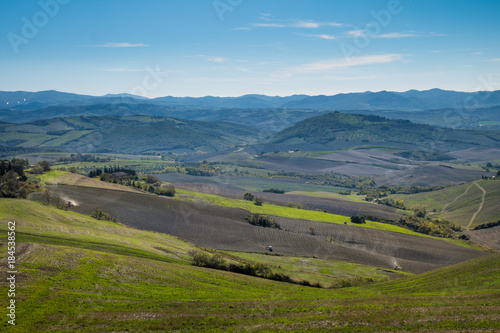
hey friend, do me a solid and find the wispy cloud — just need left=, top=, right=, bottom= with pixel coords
left=291, top=54, right=403, bottom=73
left=89, top=42, right=150, bottom=48
left=298, top=33, right=336, bottom=40
left=487, top=58, right=500, bottom=62
left=346, top=30, right=417, bottom=39
left=375, top=32, right=418, bottom=39
left=99, top=67, right=145, bottom=72
left=251, top=19, right=347, bottom=29
left=206, top=56, right=228, bottom=63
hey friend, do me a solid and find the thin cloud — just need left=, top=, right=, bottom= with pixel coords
left=375, top=32, right=417, bottom=39
left=487, top=58, right=500, bottom=62
left=206, top=56, right=228, bottom=63
left=291, top=54, right=403, bottom=73
left=251, top=19, right=347, bottom=29
left=89, top=43, right=150, bottom=48
left=298, top=33, right=336, bottom=40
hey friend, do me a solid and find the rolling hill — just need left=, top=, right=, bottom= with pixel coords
left=0, top=115, right=265, bottom=154
left=269, top=112, right=500, bottom=152
left=1, top=194, right=499, bottom=332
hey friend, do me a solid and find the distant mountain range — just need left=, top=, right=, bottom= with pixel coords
left=2, top=89, right=500, bottom=130
left=2, top=88, right=500, bottom=112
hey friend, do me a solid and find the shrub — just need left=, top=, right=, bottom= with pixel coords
left=254, top=197, right=263, bottom=206
left=246, top=214, right=281, bottom=229
left=350, top=215, right=366, bottom=224
left=263, top=188, right=285, bottom=194
left=155, top=184, right=176, bottom=197
left=91, top=208, right=117, bottom=222
left=243, top=192, right=255, bottom=201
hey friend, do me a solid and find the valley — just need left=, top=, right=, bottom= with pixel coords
left=1, top=89, right=500, bottom=332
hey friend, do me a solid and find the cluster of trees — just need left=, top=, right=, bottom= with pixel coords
left=473, top=220, right=500, bottom=230
left=190, top=251, right=307, bottom=285
left=243, top=192, right=263, bottom=206
left=56, top=154, right=111, bottom=163
left=350, top=215, right=366, bottom=224
left=397, top=216, right=461, bottom=238
left=375, top=198, right=406, bottom=209
left=30, top=161, right=51, bottom=174
left=89, top=167, right=176, bottom=197
left=361, top=184, right=444, bottom=202
left=91, top=208, right=117, bottom=222
left=263, top=188, right=285, bottom=194
left=246, top=214, right=281, bottom=229
left=88, top=167, right=137, bottom=179
left=0, top=158, right=31, bottom=198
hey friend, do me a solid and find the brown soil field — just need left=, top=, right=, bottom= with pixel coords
left=466, top=225, right=500, bottom=251
left=32, top=185, right=487, bottom=274
left=375, top=164, right=489, bottom=187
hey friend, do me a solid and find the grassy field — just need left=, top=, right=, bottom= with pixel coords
left=392, top=179, right=500, bottom=228
left=0, top=224, right=498, bottom=332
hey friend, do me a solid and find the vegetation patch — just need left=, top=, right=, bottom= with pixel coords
left=246, top=213, right=281, bottom=229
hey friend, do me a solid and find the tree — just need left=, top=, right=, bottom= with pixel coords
left=243, top=192, right=254, bottom=201
left=0, top=171, right=26, bottom=198
left=36, top=161, right=51, bottom=172
left=254, top=197, right=263, bottom=206
left=350, top=215, right=366, bottom=224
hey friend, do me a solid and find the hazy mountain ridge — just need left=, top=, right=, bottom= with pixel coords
left=2, top=88, right=500, bottom=112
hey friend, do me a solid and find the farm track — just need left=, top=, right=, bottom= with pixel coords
left=33, top=185, right=487, bottom=274
left=441, top=182, right=475, bottom=214
left=467, top=182, right=487, bottom=230
left=441, top=181, right=488, bottom=231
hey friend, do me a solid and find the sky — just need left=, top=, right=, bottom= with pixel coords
left=1, top=0, right=500, bottom=97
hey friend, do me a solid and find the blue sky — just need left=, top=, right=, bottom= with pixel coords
left=1, top=0, right=500, bottom=97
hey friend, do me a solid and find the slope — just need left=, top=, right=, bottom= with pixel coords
left=269, top=112, right=500, bottom=152
left=0, top=214, right=498, bottom=331
left=0, top=115, right=264, bottom=154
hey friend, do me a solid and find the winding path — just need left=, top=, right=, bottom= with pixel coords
left=467, top=182, right=487, bottom=230
left=441, top=181, right=487, bottom=230
left=441, top=182, right=475, bottom=213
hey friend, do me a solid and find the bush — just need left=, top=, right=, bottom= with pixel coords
left=263, top=188, right=285, bottom=194
left=350, top=215, right=366, bottom=224
left=155, top=184, right=176, bottom=197
left=246, top=214, right=281, bottom=229
left=243, top=192, right=255, bottom=201
left=91, top=208, right=117, bottom=222
left=254, top=197, right=263, bottom=206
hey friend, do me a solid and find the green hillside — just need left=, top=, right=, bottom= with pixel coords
left=269, top=112, right=500, bottom=151
left=0, top=115, right=264, bottom=154
left=392, top=179, right=500, bottom=229
left=1, top=198, right=499, bottom=331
